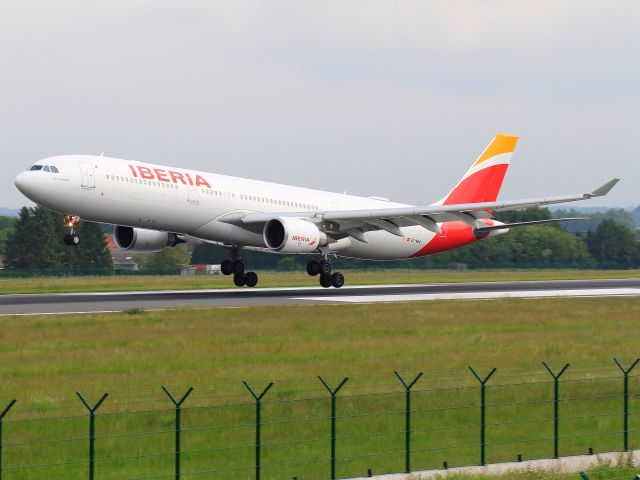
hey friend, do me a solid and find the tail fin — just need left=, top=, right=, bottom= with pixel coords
left=440, top=133, right=518, bottom=205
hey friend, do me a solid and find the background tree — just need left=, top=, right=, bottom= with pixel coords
left=3, top=207, right=35, bottom=269
left=75, top=221, right=114, bottom=272
left=0, top=216, right=15, bottom=256
left=137, top=245, right=190, bottom=272
left=553, top=208, right=636, bottom=234
left=495, top=207, right=552, bottom=223
left=587, top=219, right=640, bottom=269
left=4, top=206, right=113, bottom=272
left=4, top=207, right=60, bottom=270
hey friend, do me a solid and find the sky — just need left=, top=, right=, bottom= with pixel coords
left=1, top=0, right=638, bottom=208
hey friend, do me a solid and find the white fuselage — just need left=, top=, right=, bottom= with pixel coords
left=14, top=155, right=466, bottom=260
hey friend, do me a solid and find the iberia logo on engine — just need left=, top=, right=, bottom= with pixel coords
left=292, top=235, right=316, bottom=245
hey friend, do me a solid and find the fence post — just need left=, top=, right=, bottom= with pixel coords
left=243, top=381, right=274, bottom=480
left=318, top=376, right=349, bottom=480
left=76, top=392, right=108, bottom=480
left=394, top=371, right=423, bottom=473
left=543, top=362, right=570, bottom=459
left=469, top=367, right=496, bottom=466
left=613, top=357, right=640, bottom=452
left=0, top=399, right=16, bottom=480
left=162, top=386, right=194, bottom=480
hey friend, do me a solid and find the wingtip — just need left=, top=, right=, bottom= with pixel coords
left=591, top=178, right=620, bottom=197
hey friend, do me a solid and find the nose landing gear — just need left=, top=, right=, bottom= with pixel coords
left=306, top=258, right=345, bottom=288
left=63, top=215, right=81, bottom=246
left=221, top=248, right=258, bottom=287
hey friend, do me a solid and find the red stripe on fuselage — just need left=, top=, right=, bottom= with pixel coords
left=444, top=164, right=508, bottom=204
left=410, top=219, right=495, bottom=258
left=410, top=221, right=476, bottom=257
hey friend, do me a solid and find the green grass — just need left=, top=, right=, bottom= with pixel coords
left=1, top=298, right=640, bottom=479
left=0, top=269, right=638, bottom=294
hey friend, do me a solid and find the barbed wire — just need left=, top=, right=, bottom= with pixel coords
left=4, top=373, right=636, bottom=424
left=4, top=362, right=637, bottom=417
left=2, top=421, right=638, bottom=472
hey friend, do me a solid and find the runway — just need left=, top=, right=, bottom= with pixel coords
left=1, top=278, right=639, bottom=316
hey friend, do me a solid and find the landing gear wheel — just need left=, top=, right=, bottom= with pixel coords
left=319, top=260, right=332, bottom=275
left=233, top=273, right=246, bottom=287
left=331, top=272, right=345, bottom=288
left=319, top=273, right=332, bottom=288
left=63, top=233, right=80, bottom=246
left=306, top=260, right=320, bottom=276
left=232, top=261, right=245, bottom=275
left=221, top=260, right=234, bottom=276
left=245, top=271, right=258, bottom=288
left=62, top=214, right=80, bottom=246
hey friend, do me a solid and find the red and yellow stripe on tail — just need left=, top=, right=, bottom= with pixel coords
left=442, top=133, right=518, bottom=205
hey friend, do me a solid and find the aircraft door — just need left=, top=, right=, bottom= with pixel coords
left=187, top=185, right=199, bottom=204
left=80, top=162, right=95, bottom=188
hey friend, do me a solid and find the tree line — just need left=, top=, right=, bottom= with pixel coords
left=1, top=207, right=113, bottom=273
left=1, top=206, right=639, bottom=274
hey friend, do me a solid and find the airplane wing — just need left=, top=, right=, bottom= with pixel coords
left=240, top=178, right=619, bottom=238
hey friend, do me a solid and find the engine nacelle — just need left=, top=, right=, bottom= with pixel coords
left=113, top=226, right=180, bottom=252
left=263, top=218, right=327, bottom=253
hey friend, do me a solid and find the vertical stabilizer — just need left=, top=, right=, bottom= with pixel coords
left=440, top=133, right=518, bottom=205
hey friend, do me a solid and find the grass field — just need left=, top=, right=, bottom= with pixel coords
left=0, top=269, right=639, bottom=294
left=1, top=298, right=640, bottom=479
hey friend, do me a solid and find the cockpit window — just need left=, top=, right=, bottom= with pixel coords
left=43, top=165, right=50, bottom=172
left=50, top=166, right=59, bottom=173
left=30, top=165, right=43, bottom=171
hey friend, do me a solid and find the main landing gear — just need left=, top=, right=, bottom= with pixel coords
left=221, top=248, right=258, bottom=288
left=306, top=257, right=345, bottom=288
left=63, top=214, right=80, bottom=246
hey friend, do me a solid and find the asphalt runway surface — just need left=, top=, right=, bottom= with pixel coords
left=1, top=278, right=639, bottom=316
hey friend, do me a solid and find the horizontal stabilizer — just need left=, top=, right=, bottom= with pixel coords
left=474, top=217, right=587, bottom=232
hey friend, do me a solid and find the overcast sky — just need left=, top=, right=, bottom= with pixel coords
left=1, top=1, right=638, bottom=208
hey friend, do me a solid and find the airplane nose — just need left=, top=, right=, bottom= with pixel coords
left=14, top=171, right=31, bottom=195
left=13, top=171, right=34, bottom=198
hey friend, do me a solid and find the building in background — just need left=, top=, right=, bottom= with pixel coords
left=106, top=234, right=138, bottom=270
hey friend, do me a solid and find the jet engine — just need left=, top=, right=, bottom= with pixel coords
left=113, top=226, right=182, bottom=252
left=263, top=218, right=327, bottom=253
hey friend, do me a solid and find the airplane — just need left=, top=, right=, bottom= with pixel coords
left=14, top=134, right=618, bottom=288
